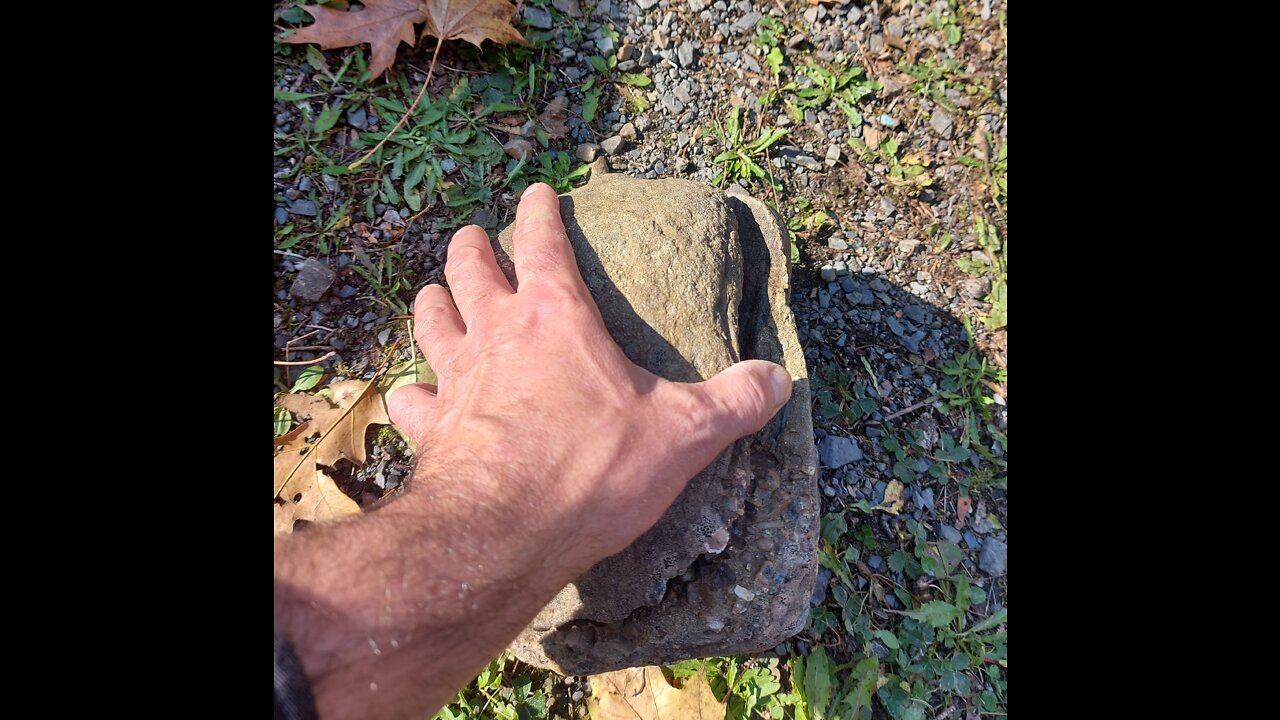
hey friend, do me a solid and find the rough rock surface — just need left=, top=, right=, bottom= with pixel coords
left=496, top=161, right=818, bottom=675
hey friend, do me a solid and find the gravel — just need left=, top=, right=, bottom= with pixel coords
left=289, top=199, right=317, bottom=217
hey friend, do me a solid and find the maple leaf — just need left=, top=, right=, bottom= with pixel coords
left=274, top=380, right=390, bottom=535
left=283, top=0, right=426, bottom=79
left=587, top=666, right=725, bottom=720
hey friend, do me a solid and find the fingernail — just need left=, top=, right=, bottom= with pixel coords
left=522, top=184, right=540, bottom=198
left=770, top=366, right=792, bottom=408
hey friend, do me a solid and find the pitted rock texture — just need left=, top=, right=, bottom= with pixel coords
left=496, top=163, right=818, bottom=675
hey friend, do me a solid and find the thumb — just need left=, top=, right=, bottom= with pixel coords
left=693, top=360, right=793, bottom=442
left=386, top=382, right=438, bottom=445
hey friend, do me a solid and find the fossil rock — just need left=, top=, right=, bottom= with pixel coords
left=496, top=161, right=818, bottom=674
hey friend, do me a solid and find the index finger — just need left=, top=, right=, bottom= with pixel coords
left=511, top=183, right=587, bottom=294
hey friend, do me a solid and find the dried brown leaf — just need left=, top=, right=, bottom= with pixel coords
left=539, top=95, right=569, bottom=139
left=283, top=0, right=427, bottom=79
left=504, top=137, right=535, bottom=161
left=420, top=0, right=527, bottom=49
left=274, top=380, right=390, bottom=535
left=587, top=666, right=725, bottom=720
left=955, top=495, right=972, bottom=529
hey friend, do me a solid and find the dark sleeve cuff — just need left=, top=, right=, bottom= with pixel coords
left=275, top=626, right=319, bottom=720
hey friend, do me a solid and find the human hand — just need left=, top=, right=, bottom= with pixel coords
left=387, top=183, right=793, bottom=576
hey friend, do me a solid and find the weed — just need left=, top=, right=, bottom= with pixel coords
left=710, top=106, right=788, bottom=189
left=785, top=197, right=836, bottom=264
left=785, top=61, right=878, bottom=126
left=938, top=320, right=1006, bottom=455
left=351, top=247, right=411, bottom=314
left=954, top=217, right=1006, bottom=330
left=533, top=151, right=592, bottom=193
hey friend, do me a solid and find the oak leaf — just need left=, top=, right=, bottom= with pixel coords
left=539, top=95, right=569, bottom=138
left=283, top=0, right=427, bottom=79
left=587, top=666, right=725, bottom=720
left=282, top=0, right=527, bottom=79
left=274, top=380, right=390, bottom=535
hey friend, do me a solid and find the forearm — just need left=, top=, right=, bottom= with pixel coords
left=274, top=460, right=586, bottom=720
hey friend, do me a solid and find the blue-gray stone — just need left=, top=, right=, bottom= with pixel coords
left=346, top=107, right=367, bottom=130
left=913, top=486, right=935, bottom=511
left=938, top=524, right=963, bottom=544
left=903, top=330, right=927, bottom=353
left=275, top=207, right=289, bottom=224
left=963, top=529, right=981, bottom=549
left=289, top=199, right=317, bottom=217
left=978, top=538, right=1007, bottom=575
left=886, top=317, right=905, bottom=336
left=819, top=435, right=863, bottom=468
left=839, top=277, right=856, bottom=293
left=904, top=304, right=927, bottom=323
left=868, top=554, right=883, bottom=570
left=523, top=7, right=553, bottom=29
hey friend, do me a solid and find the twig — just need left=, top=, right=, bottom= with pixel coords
left=884, top=398, right=935, bottom=421
left=287, top=329, right=321, bottom=345
left=275, top=351, right=337, bottom=366
left=349, top=36, right=445, bottom=170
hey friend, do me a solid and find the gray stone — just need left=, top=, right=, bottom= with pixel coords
left=677, top=41, right=695, bottom=67
left=903, top=331, right=926, bottom=353
left=499, top=160, right=818, bottom=675
left=930, top=109, right=955, bottom=138
left=839, top=277, right=856, bottom=293
left=346, top=107, right=367, bottom=130
left=289, top=259, right=335, bottom=302
left=274, top=207, right=289, bottom=225
left=819, top=435, right=863, bottom=469
left=828, top=237, right=849, bottom=251
left=662, top=93, right=685, bottom=113
left=819, top=265, right=837, bottom=282
left=978, top=538, right=1007, bottom=576
left=867, top=554, right=883, bottom=570
left=904, top=304, right=927, bottom=324
left=824, top=145, right=842, bottom=165
left=337, top=284, right=358, bottom=299
left=732, top=11, right=762, bottom=31
left=963, top=529, right=981, bottom=549
left=298, top=176, right=312, bottom=192
left=777, top=146, right=822, bottom=171
left=898, top=239, right=922, bottom=255
left=577, top=143, right=601, bottom=162
left=938, top=524, right=963, bottom=544
left=886, top=317, right=905, bottom=337
left=600, top=135, right=627, bottom=155
left=289, top=199, right=317, bottom=217
left=523, top=6, right=554, bottom=29
left=637, top=0, right=661, bottom=8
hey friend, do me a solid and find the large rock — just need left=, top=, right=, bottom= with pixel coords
left=495, top=161, right=818, bottom=675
